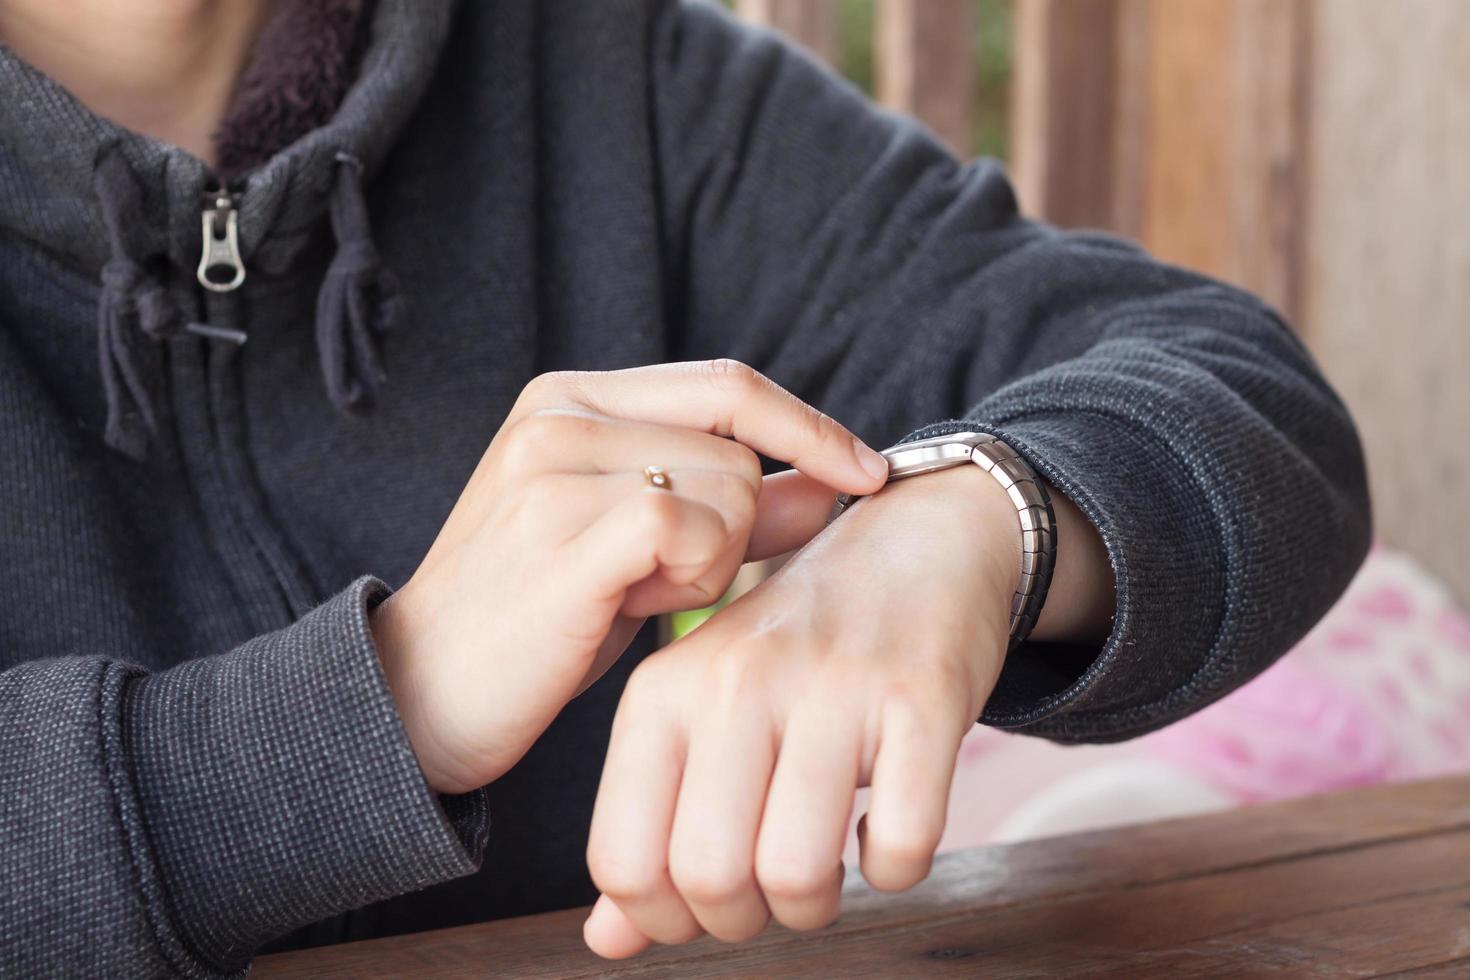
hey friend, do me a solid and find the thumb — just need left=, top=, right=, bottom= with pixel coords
left=746, top=469, right=849, bottom=562
left=584, top=893, right=654, bottom=959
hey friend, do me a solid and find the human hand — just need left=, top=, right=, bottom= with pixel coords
left=370, top=360, right=889, bottom=794
left=582, top=463, right=1023, bottom=957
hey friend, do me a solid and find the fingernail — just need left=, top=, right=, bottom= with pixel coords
left=854, top=439, right=889, bottom=482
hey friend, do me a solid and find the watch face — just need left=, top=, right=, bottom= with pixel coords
left=884, top=432, right=989, bottom=480
left=831, top=432, right=1000, bottom=522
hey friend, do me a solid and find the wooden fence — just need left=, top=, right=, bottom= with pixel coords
left=736, top=0, right=1470, bottom=602
left=736, top=0, right=977, bottom=155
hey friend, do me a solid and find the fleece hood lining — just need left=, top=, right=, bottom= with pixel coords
left=214, top=0, right=372, bottom=183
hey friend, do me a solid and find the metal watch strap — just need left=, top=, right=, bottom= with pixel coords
left=829, top=432, right=1057, bottom=652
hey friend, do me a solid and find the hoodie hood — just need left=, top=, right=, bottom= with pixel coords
left=0, top=0, right=458, bottom=457
left=214, top=0, right=372, bottom=182
left=0, top=0, right=456, bottom=277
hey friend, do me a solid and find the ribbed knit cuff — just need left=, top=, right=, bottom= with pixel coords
left=118, top=577, right=488, bottom=975
left=902, top=413, right=1230, bottom=742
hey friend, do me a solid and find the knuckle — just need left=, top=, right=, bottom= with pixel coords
left=784, top=908, right=841, bottom=933
left=876, top=676, right=924, bottom=716
left=715, top=918, right=769, bottom=944
left=679, top=574, right=726, bottom=612
left=661, top=920, right=708, bottom=946
left=787, top=905, right=846, bottom=934
left=888, top=658, right=977, bottom=733
left=705, top=647, right=760, bottom=706
left=587, top=850, right=661, bottom=901
left=814, top=653, right=864, bottom=691
left=635, top=484, right=684, bottom=532
left=884, top=664, right=956, bottom=716
left=509, top=474, right=563, bottom=529
left=618, top=655, right=692, bottom=722
left=921, top=646, right=977, bottom=689
left=704, top=357, right=760, bottom=391
left=620, top=660, right=666, bottom=710
left=518, top=370, right=571, bottom=407
left=701, top=359, right=767, bottom=441
left=496, top=418, right=544, bottom=474
left=799, top=403, right=839, bottom=447
left=715, top=469, right=759, bottom=525
left=755, top=859, right=833, bottom=902
left=539, top=408, right=603, bottom=446
left=670, top=857, right=750, bottom=906
left=725, top=442, right=764, bottom=491
left=879, top=695, right=949, bottom=756
left=501, top=410, right=594, bottom=472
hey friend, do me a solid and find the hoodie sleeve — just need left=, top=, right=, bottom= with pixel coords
left=648, top=0, right=1372, bottom=741
left=0, top=577, right=488, bottom=979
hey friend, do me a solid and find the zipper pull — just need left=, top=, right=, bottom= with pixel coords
left=197, top=188, right=246, bottom=292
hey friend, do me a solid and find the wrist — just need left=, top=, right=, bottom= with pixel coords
left=919, top=464, right=1024, bottom=619
left=832, top=430, right=1060, bottom=654
left=370, top=587, right=469, bottom=795
left=853, top=464, right=1023, bottom=649
left=879, top=459, right=1114, bottom=648
left=879, top=463, right=1022, bottom=570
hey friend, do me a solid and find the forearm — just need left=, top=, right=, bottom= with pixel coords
left=0, top=581, right=487, bottom=977
left=124, top=578, right=486, bottom=967
left=652, top=1, right=1371, bottom=739
left=1032, top=483, right=1114, bottom=647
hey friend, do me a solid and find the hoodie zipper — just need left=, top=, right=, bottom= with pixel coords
left=184, top=178, right=319, bottom=626
left=188, top=182, right=251, bottom=345
left=197, top=182, right=246, bottom=293
left=191, top=174, right=353, bottom=950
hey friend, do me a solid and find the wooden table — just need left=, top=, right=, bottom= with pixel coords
left=256, top=775, right=1470, bottom=978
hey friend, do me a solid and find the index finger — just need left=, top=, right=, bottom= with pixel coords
left=513, top=360, right=888, bottom=496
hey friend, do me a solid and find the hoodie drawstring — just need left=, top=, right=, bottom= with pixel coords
left=94, top=152, right=187, bottom=461
left=91, top=150, right=403, bottom=460
left=315, top=152, right=402, bottom=415
left=95, top=154, right=247, bottom=460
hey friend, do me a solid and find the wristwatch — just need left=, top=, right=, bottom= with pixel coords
left=829, top=431, right=1057, bottom=651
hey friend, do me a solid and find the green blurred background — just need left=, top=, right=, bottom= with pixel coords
left=718, top=0, right=1013, bottom=159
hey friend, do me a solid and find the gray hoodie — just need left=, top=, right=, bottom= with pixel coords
left=0, top=0, right=1371, bottom=975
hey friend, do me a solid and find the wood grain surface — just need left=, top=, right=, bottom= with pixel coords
left=256, top=775, right=1470, bottom=978
left=1300, top=0, right=1470, bottom=607
left=875, top=0, right=975, bottom=156
left=1011, top=0, right=1470, bottom=603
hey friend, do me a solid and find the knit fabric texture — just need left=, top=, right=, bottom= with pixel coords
left=0, top=0, right=1371, bottom=975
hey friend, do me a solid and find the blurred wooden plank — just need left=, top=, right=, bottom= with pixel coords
left=1108, top=0, right=1151, bottom=241
left=1011, top=0, right=1132, bottom=228
left=1379, top=962, right=1470, bottom=979
left=1138, top=0, right=1236, bottom=278
left=875, top=0, right=975, bottom=156
left=1302, top=0, right=1470, bottom=603
left=1229, top=0, right=1312, bottom=322
left=257, top=776, right=1470, bottom=978
left=1013, top=0, right=1468, bottom=597
left=1137, top=0, right=1311, bottom=321
left=734, top=0, right=841, bottom=67
left=1014, top=0, right=1310, bottom=323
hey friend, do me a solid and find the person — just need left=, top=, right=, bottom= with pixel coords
left=0, top=0, right=1371, bottom=974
